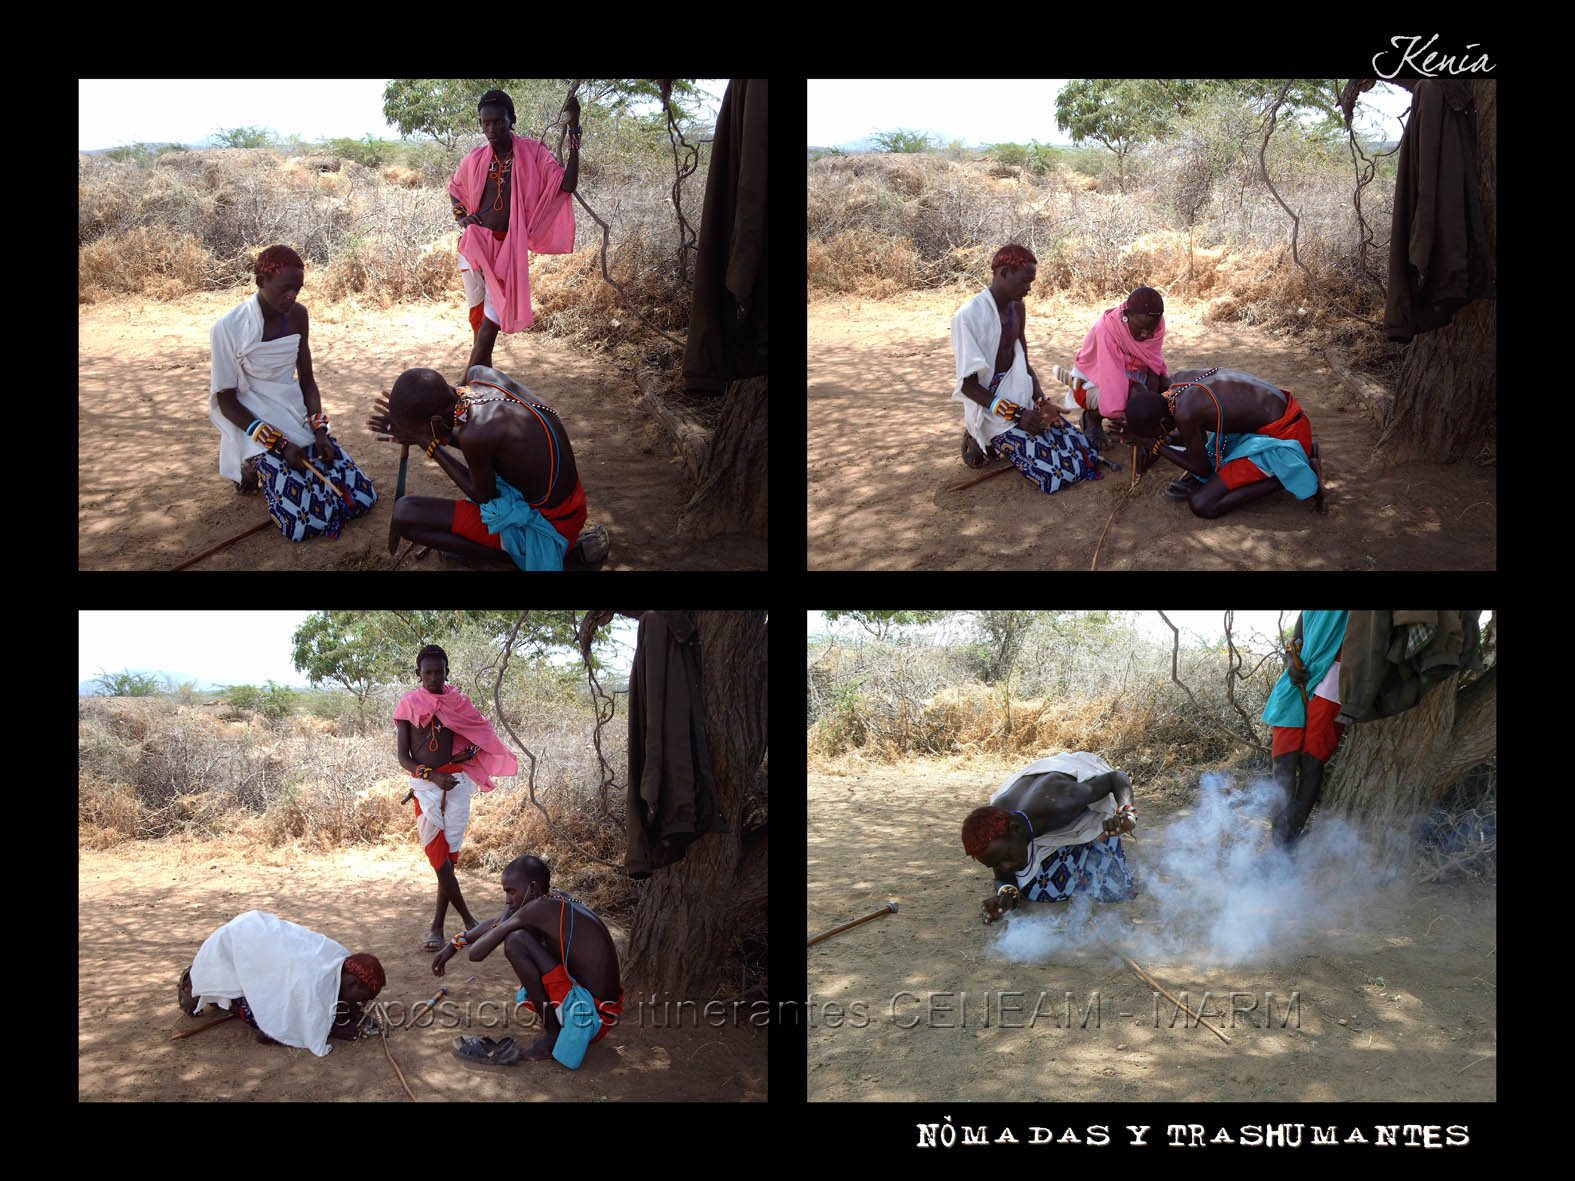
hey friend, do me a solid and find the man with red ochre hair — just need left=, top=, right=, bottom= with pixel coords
left=951, top=244, right=1104, bottom=494
left=177, top=911, right=386, bottom=1053
left=962, top=752, right=1137, bottom=925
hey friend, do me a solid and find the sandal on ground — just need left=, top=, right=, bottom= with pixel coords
left=421, top=932, right=444, bottom=952
left=451, top=1035, right=521, bottom=1066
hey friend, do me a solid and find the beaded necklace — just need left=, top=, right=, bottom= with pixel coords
left=488, top=148, right=514, bottom=211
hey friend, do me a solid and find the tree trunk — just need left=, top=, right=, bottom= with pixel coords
left=623, top=610, right=768, bottom=1001
left=1318, top=666, right=1496, bottom=865
left=677, top=375, right=768, bottom=541
left=1375, top=79, right=1496, bottom=465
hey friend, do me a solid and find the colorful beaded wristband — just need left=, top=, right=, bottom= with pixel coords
left=248, top=420, right=284, bottom=451
left=989, top=396, right=1022, bottom=422
left=996, top=883, right=1021, bottom=902
left=306, top=412, right=329, bottom=433
left=425, top=439, right=444, bottom=459
left=416, top=765, right=433, bottom=780
left=451, top=933, right=469, bottom=949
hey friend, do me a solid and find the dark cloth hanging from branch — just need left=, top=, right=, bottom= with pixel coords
left=625, top=611, right=729, bottom=878
left=1338, top=610, right=1484, bottom=722
left=1383, top=80, right=1495, bottom=342
left=682, top=78, right=768, bottom=394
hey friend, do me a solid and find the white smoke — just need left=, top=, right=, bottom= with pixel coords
left=988, top=772, right=1386, bottom=972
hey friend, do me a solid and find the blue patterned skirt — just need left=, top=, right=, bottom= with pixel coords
left=991, top=420, right=1104, bottom=495
left=1022, top=836, right=1136, bottom=902
left=252, top=437, right=377, bottom=541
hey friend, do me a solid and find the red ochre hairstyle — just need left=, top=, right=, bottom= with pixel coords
left=961, top=806, right=1013, bottom=857
left=343, top=953, right=386, bottom=994
left=254, top=244, right=305, bottom=280
left=990, top=244, right=1037, bottom=273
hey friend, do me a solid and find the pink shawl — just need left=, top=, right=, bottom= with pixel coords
left=394, top=686, right=519, bottom=792
left=448, top=134, right=576, bottom=333
left=1073, top=303, right=1169, bottom=417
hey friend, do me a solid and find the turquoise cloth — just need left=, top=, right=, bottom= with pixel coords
left=1203, top=430, right=1319, bottom=500
left=1262, top=610, right=1351, bottom=726
left=549, top=983, right=602, bottom=1069
left=473, top=473, right=568, bottom=572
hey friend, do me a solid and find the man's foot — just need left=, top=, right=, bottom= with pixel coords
left=1080, top=410, right=1110, bottom=451
left=235, top=456, right=261, bottom=494
left=567, top=523, right=609, bottom=567
left=519, top=1031, right=558, bottom=1061
left=422, top=930, right=444, bottom=952
left=1164, top=478, right=1196, bottom=501
left=962, top=432, right=987, bottom=469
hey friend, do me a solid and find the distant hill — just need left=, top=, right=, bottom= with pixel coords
left=79, top=142, right=194, bottom=157
left=77, top=670, right=309, bottom=696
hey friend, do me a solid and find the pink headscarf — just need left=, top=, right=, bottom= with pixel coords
left=448, top=134, right=576, bottom=333
left=1073, top=303, right=1169, bottom=418
left=394, top=686, right=519, bottom=792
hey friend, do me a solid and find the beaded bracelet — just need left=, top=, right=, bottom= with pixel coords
left=988, top=396, right=1023, bottom=422
left=425, top=439, right=444, bottom=459
left=451, top=933, right=469, bottom=949
left=247, top=420, right=284, bottom=451
left=306, top=412, right=329, bottom=433
left=416, top=765, right=433, bottom=780
left=996, top=883, right=1021, bottom=904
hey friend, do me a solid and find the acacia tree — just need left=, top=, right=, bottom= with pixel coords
left=1314, top=612, right=1495, bottom=865
left=578, top=610, right=768, bottom=1001
left=1372, top=79, right=1495, bottom=464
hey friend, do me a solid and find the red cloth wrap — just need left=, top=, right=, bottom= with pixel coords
left=1216, top=390, right=1313, bottom=490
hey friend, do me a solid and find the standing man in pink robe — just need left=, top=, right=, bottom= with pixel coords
left=449, top=88, right=580, bottom=380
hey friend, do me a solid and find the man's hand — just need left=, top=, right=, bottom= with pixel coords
left=1102, top=814, right=1136, bottom=839
left=278, top=440, right=309, bottom=474
left=312, top=433, right=337, bottom=463
left=432, top=771, right=459, bottom=792
left=432, top=943, right=457, bottom=977
left=982, top=895, right=1007, bottom=925
left=1031, top=395, right=1066, bottom=430
left=456, top=213, right=481, bottom=229
left=1016, top=405, right=1060, bottom=436
left=367, top=393, right=429, bottom=447
left=564, top=95, right=581, bottom=127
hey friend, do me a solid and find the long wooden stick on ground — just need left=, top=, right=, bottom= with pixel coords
left=171, top=520, right=274, bottom=570
left=1117, top=952, right=1232, bottom=1045
left=170, top=1011, right=238, bottom=1040
left=381, top=1021, right=418, bottom=1102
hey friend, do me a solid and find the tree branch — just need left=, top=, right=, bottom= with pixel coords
left=1155, top=610, right=1199, bottom=708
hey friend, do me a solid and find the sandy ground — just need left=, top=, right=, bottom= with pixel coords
left=807, top=290, right=1496, bottom=570
left=807, top=759, right=1496, bottom=1103
left=78, top=289, right=766, bottom=571
left=79, top=842, right=766, bottom=1101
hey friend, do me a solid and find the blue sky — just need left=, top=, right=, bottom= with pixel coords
left=807, top=79, right=1415, bottom=149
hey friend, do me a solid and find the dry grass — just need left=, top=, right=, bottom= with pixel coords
left=78, top=692, right=638, bottom=921
left=806, top=144, right=1398, bottom=370
left=79, top=136, right=707, bottom=360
